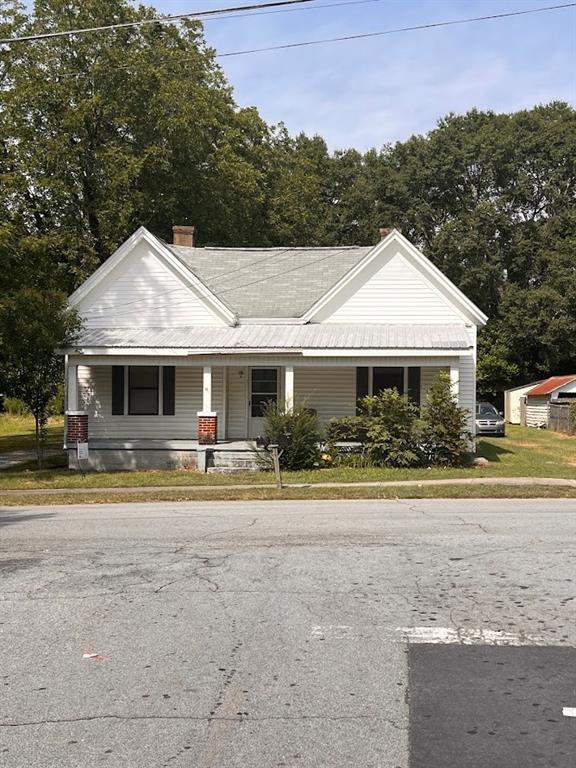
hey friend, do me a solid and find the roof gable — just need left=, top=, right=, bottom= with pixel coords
left=69, top=228, right=236, bottom=327
left=303, top=230, right=488, bottom=326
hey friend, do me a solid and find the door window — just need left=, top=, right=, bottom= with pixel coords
left=251, top=369, right=278, bottom=417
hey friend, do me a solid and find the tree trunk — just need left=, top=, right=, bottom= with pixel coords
left=34, top=413, right=42, bottom=470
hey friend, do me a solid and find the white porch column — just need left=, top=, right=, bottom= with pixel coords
left=202, top=366, right=212, bottom=413
left=285, top=365, right=294, bottom=412
left=65, top=359, right=88, bottom=446
left=198, top=366, right=217, bottom=445
left=67, top=360, right=79, bottom=411
left=450, top=365, right=460, bottom=404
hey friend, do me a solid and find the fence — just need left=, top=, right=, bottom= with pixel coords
left=548, top=400, right=575, bottom=434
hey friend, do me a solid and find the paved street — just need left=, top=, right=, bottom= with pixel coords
left=1, top=499, right=575, bottom=767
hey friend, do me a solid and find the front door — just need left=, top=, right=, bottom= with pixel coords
left=249, top=368, right=279, bottom=437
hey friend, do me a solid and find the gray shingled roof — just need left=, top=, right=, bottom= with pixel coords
left=74, top=324, right=471, bottom=350
left=167, top=245, right=374, bottom=318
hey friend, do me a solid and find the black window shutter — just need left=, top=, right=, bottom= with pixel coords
left=162, top=366, right=176, bottom=415
left=112, top=366, right=125, bottom=415
left=356, top=367, right=369, bottom=414
left=408, top=367, right=421, bottom=408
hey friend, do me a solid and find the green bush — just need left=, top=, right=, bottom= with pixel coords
left=361, top=389, right=422, bottom=467
left=326, top=415, right=369, bottom=442
left=420, top=371, right=472, bottom=466
left=3, top=397, right=30, bottom=415
left=2, top=388, right=64, bottom=417
left=47, top=384, right=65, bottom=416
left=570, top=402, right=576, bottom=434
left=263, top=401, right=322, bottom=471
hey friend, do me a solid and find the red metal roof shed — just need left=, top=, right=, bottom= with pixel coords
left=526, top=376, right=576, bottom=397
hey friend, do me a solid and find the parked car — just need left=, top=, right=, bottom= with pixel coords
left=476, top=402, right=506, bottom=436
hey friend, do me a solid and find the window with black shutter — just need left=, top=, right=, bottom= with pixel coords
left=356, top=367, right=369, bottom=414
left=162, top=366, right=176, bottom=415
left=112, top=366, right=125, bottom=415
left=372, top=367, right=404, bottom=395
left=128, top=366, right=159, bottom=415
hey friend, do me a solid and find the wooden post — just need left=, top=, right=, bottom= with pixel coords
left=271, top=446, right=283, bottom=489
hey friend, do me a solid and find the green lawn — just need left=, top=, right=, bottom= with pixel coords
left=0, top=423, right=574, bottom=492
left=1, top=483, right=576, bottom=506
left=0, top=415, right=64, bottom=454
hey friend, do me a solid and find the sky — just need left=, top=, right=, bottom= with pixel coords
left=152, top=0, right=574, bottom=150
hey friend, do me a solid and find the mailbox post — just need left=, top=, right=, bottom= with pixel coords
left=256, top=434, right=289, bottom=489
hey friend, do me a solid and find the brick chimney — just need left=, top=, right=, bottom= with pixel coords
left=379, top=227, right=393, bottom=240
left=172, top=225, right=196, bottom=247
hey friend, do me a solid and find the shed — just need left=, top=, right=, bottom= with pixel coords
left=522, top=375, right=576, bottom=427
left=504, top=380, right=545, bottom=424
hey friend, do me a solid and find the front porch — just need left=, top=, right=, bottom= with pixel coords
left=64, top=351, right=472, bottom=471
left=66, top=438, right=260, bottom=472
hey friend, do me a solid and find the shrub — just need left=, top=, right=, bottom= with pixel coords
left=326, top=415, right=369, bottom=443
left=420, top=371, right=472, bottom=466
left=263, top=401, right=322, bottom=471
left=3, top=397, right=30, bottom=416
left=360, top=389, right=422, bottom=467
left=47, top=384, right=65, bottom=416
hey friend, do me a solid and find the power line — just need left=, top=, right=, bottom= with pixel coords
left=81, top=247, right=354, bottom=320
left=80, top=248, right=297, bottom=317
left=215, top=2, right=576, bottom=57
left=0, top=0, right=317, bottom=45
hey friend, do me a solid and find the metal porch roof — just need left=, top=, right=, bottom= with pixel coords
left=73, top=324, right=472, bottom=351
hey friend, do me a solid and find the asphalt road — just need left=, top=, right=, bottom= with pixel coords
left=1, top=499, right=575, bottom=767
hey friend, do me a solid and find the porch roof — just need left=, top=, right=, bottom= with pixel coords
left=71, top=324, right=472, bottom=352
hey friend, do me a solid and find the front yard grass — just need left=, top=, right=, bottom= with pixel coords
left=0, top=414, right=64, bottom=454
left=1, top=483, right=576, bottom=506
left=0, top=424, right=575, bottom=493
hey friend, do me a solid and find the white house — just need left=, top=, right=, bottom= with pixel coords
left=62, top=226, right=488, bottom=470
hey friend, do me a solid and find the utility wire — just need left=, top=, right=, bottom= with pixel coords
left=80, top=247, right=297, bottom=316
left=82, top=247, right=355, bottom=320
left=215, top=2, right=576, bottom=57
left=0, top=0, right=317, bottom=45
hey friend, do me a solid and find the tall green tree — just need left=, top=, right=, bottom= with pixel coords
left=0, top=288, right=81, bottom=467
left=0, top=0, right=274, bottom=290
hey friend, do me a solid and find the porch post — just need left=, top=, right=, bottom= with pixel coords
left=198, top=365, right=217, bottom=445
left=67, top=360, right=78, bottom=411
left=202, top=366, right=212, bottom=413
left=285, top=365, right=294, bottom=412
left=450, top=365, right=460, bottom=404
left=65, top=360, right=88, bottom=445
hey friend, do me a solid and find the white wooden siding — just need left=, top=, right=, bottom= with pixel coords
left=294, top=367, right=357, bottom=426
left=78, top=365, right=224, bottom=439
left=526, top=397, right=549, bottom=428
left=76, top=239, right=225, bottom=328
left=552, top=380, right=576, bottom=398
left=317, top=250, right=463, bottom=324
